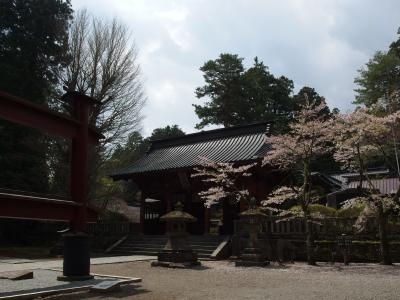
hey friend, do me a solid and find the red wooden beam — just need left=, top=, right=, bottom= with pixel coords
left=69, top=93, right=91, bottom=232
left=0, top=192, right=97, bottom=222
left=0, top=90, right=101, bottom=278
left=0, top=91, right=103, bottom=144
left=0, top=91, right=101, bottom=228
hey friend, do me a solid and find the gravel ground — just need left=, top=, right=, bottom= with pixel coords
left=44, top=260, right=400, bottom=300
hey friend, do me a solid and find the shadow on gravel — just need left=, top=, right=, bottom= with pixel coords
left=44, top=285, right=150, bottom=300
left=269, top=264, right=291, bottom=269
left=91, top=285, right=150, bottom=299
left=190, top=265, right=212, bottom=271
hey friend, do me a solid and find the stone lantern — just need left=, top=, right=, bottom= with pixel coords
left=151, top=202, right=201, bottom=267
left=235, top=197, right=269, bottom=267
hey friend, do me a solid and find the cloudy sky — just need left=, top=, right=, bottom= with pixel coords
left=72, top=0, right=400, bottom=136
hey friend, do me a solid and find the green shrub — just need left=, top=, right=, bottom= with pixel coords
left=310, top=204, right=337, bottom=217
left=290, top=204, right=337, bottom=217
left=336, top=204, right=365, bottom=218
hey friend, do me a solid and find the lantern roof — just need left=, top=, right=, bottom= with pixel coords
left=240, top=197, right=267, bottom=218
left=160, top=202, right=197, bottom=222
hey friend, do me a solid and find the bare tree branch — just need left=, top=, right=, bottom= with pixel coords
left=60, top=9, right=146, bottom=151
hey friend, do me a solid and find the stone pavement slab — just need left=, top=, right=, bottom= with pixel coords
left=0, top=258, right=37, bottom=264
left=0, top=269, right=141, bottom=299
left=0, top=255, right=156, bottom=272
left=0, top=270, right=33, bottom=280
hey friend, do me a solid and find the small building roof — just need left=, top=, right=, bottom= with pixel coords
left=328, top=169, right=390, bottom=186
left=112, top=122, right=271, bottom=178
left=312, top=169, right=391, bottom=191
left=347, top=178, right=400, bottom=195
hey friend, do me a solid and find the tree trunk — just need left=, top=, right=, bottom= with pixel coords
left=357, top=146, right=364, bottom=192
left=378, top=214, right=392, bottom=265
left=302, top=161, right=315, bottom=265
left=306, top=218, right=316, bottom=265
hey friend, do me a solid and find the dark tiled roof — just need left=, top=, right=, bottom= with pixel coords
left=113, top=122, right=271, bottom=178
left=311, top=172, right=343, bottom=191
left=347, top=178, right=400, bottom=195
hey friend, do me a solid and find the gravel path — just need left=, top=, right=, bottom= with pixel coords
left=43, top=260, right=400, bottom=300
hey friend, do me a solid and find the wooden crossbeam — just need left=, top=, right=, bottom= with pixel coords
left=0, top=91, right=103, bottom=144
left=0, top=192, right=97, bottom=222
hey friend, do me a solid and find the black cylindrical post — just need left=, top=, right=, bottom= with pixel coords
left=57, top=233, right=93, bottom=281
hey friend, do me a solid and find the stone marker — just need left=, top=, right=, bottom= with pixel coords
left=90, top=280, right=121, bottom=292
left=0, top=270, right=34, bottom=280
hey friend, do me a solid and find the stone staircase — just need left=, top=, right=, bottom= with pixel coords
left=110, top=235, right=224, bottom=259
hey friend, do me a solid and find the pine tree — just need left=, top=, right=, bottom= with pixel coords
left=194, top=54, right=295, bottom=131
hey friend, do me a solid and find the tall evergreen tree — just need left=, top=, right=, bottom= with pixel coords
left=193, top=54, right=294, bottom=131
left=354, top=51, right=400, bottom=110
left=355, top=28, right=400, bottom=111
left=148, top=125, right=185, bottom=141
left=294, top=86, right=331, bottom=118
left=194, top=53, right=246, bottom=129
left=0, top=0, right=72, bottom=192
left=243, top=57, right=294, bottom=131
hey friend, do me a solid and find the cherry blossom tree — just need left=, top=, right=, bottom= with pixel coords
left=191, top=157, right=257, bottom=208
left=262, top=96, right=333, bottom=265
left=331, top=109, right=393, bottom=184
left=342, top=195, right=399, bottom=264
left=330, top=109, right=400, bottom=264
left=262, top=186, right=326, bottom=220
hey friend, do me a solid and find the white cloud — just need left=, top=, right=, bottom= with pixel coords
left=155, top=7, right=188, bottom=23
left=71, top=0, right=400, bottom=135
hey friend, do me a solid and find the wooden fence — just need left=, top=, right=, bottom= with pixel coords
left=234, top=217, right=399, bottom=238
left=87, top=221, right=139, bottom=236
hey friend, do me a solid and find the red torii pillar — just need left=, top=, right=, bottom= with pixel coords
left=59, top=92, right=98, bottom=281
left=69, top=92, right=92, bottom=232
left=0, top=90, right=102, bottom=281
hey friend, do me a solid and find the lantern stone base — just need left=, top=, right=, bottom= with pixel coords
left=235, top=247, right=269, bottom=267
left=151, top=250, right=201, bottom=268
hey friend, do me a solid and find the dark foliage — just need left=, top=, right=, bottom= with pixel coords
left=0, top=0, right=72, bottom=192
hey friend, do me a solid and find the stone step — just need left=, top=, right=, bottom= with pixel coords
left=112, top=250, right=159, bottom=256
left=190, top=242, right=220, bottom=246
left=111, top=250, right=212, bottom=259
left=124, top=239, right=220, bottom=247
left=110, top=235, right=224, bottom=259
left=118, top=246, right=163, bottom=250
left=125, top=238, right=166, bottom=241
left=121, top=246, right=218, bottom=253
left=125, top=238, right=219, bottom=242
left=118, top=245, right=216, bottom=252
left=190, top=246, right=218, bottom=250
left=123, top=242, right=166, bottom=246
left=122, top=243, right=165, bottom=247
left=126, top=236, right=222, bottom=240
left=126, top=237, right=221, bottom=243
